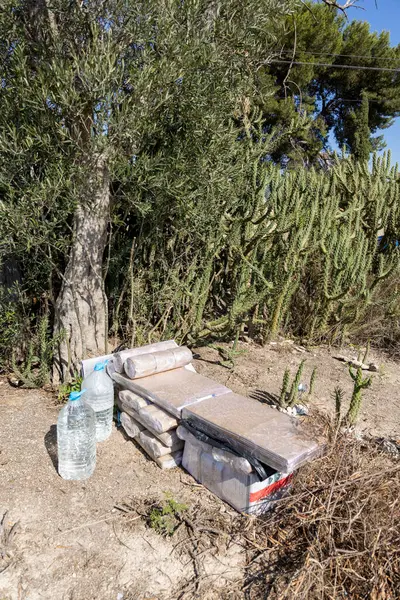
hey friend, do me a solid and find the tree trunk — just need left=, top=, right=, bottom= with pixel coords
left=53, top=155, right=110, bottom=383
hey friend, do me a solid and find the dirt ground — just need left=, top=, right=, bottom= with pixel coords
left=0, top=341, right=399, bottom=600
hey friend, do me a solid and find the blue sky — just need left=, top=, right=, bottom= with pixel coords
left=350, top=0, right=400, bottom=163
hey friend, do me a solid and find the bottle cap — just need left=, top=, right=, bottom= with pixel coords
left=69, top=389, right=86, bottom=401
left=94, top=361, right=108, bottom=371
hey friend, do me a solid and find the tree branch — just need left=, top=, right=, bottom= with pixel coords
left=321, top=0, right=365, bottom=13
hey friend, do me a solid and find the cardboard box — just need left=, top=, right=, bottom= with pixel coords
left=180, top=429, right=292, bottom=515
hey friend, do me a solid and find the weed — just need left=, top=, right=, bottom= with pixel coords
left=210, top=337, right=246, bottom=370
left=56, top=372, right=83, bottom=404
left=0, top=511, right=19, bottom=574
left=149, top=493, right=188, bottom=536
left=11, top=314, right=64, bottom=388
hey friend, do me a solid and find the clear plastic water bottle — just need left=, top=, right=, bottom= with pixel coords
left=57, top=390, right=96, bottom=480
left=81, top=362, right=114, bottom=442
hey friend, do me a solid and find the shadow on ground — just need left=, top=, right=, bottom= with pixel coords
left=44, top=424, right=58, bottom=472
left=250, top=389, right=279, bottom=406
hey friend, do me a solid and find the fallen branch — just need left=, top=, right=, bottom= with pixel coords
left=333, top=355, right=379, bottom=372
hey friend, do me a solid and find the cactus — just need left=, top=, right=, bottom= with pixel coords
left=112, top=143, right=400, bottom=348
left=287, top=360, right=306, bottom=407
left=309, top=367, right=317, bottom=396
left=362, top=340, right=370, bottom=365
left=279, top=368, right=290, bottom=407
left=333, top=386, right=344, bottom=427
left=344, top=366, right=372, bottom=426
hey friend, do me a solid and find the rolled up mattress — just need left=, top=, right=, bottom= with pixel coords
left=124, top=346, right=193, bottom=380
left=113, top=340, right=178, bottom=373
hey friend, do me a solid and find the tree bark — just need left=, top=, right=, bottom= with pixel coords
left=53, top=154, right=110, bottom=383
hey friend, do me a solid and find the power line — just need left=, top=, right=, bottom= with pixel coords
left=270, top=59, right=400, bottom=73
left=279, top=49, right=400, bottom=64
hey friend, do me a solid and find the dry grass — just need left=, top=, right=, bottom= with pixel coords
left=0, top=511, right=19, bottom=574
left=349, top=275, right=400, bottom=356
left=242, top=430, right=400, bottom=600
left=117, top=418, right=400, bottom=600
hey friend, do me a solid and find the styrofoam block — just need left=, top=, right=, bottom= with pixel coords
left=81, top=353, right=115, bottom=378
left=182, top=392, right=320, bottom=472
left=112, top=368, right=230, bottom=418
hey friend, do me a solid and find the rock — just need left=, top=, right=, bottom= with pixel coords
left=369, top=362, right=379, bottom=372
left=294, top=403, right=309, bottom=416
left=379, top=438, right=400, bottom=458
left=294, top=345, right=307, bottom=353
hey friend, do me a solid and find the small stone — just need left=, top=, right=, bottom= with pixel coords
left=369, top=362, right=379, bottom=372
left=294, top=345, right=307, bottom=353
left=294, top=404, right=309, bottom=416
left=381, top=439, right=400, bottom=457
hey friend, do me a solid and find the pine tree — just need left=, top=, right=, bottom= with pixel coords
left=345, top=92, right=372, bottom=162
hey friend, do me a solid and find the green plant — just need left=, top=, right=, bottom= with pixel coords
left=10, top=314, right=62, bottom=388
left=279, top=368, right=291, bottom=407
left=1, top=0, right=400, bottom=376
left=210, top=333, right=246, bottom=370
left=362, top=340, right=370, bottom=364
left=56, top=372, right=83, bottom=405
left=278, top=360, right=306, bottom=408
left=309, top=367, right=317, bottom=396
left=345, top=366, right=372, bottom=427
left=287, top=360, right=306, bottom=407
left=333, top=386, right=344, bottom=428
left=149, top=494, right=188, bottom=537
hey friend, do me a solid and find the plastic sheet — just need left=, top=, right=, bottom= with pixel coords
left=138, top=403, right=178, bottom=433
left=139, top=430, right=183, bottom=459
left=177, top=425, right=252, bottom=475
left=156, top=450, right=183, bottom=470
left=119, top=389, right=151, bottom=412
left=180, top=420, right=269, bottom=479
left=113, top=340, right=178, bottom=373
left=81, top=353, right=114, bottom=378
left=112, top=368, right=231, bottom=418
left=212, top=448, right=253, bottom=475
left=106, top=359, right=116, bottom=378
left=182, top=392, right=321, bottom=473
left=117, top=399, right=179, bottom=447
left=120, top=411, right=144, bottom=438
left=124, top=346, right=193, bottom=379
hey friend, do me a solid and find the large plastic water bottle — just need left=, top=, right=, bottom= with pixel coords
left=57, top=390, right=96, bottom=480
left=81, top=362, right=114, bottom=442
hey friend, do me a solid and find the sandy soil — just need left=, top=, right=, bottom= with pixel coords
left=0, top=341, right=399, bottom=600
